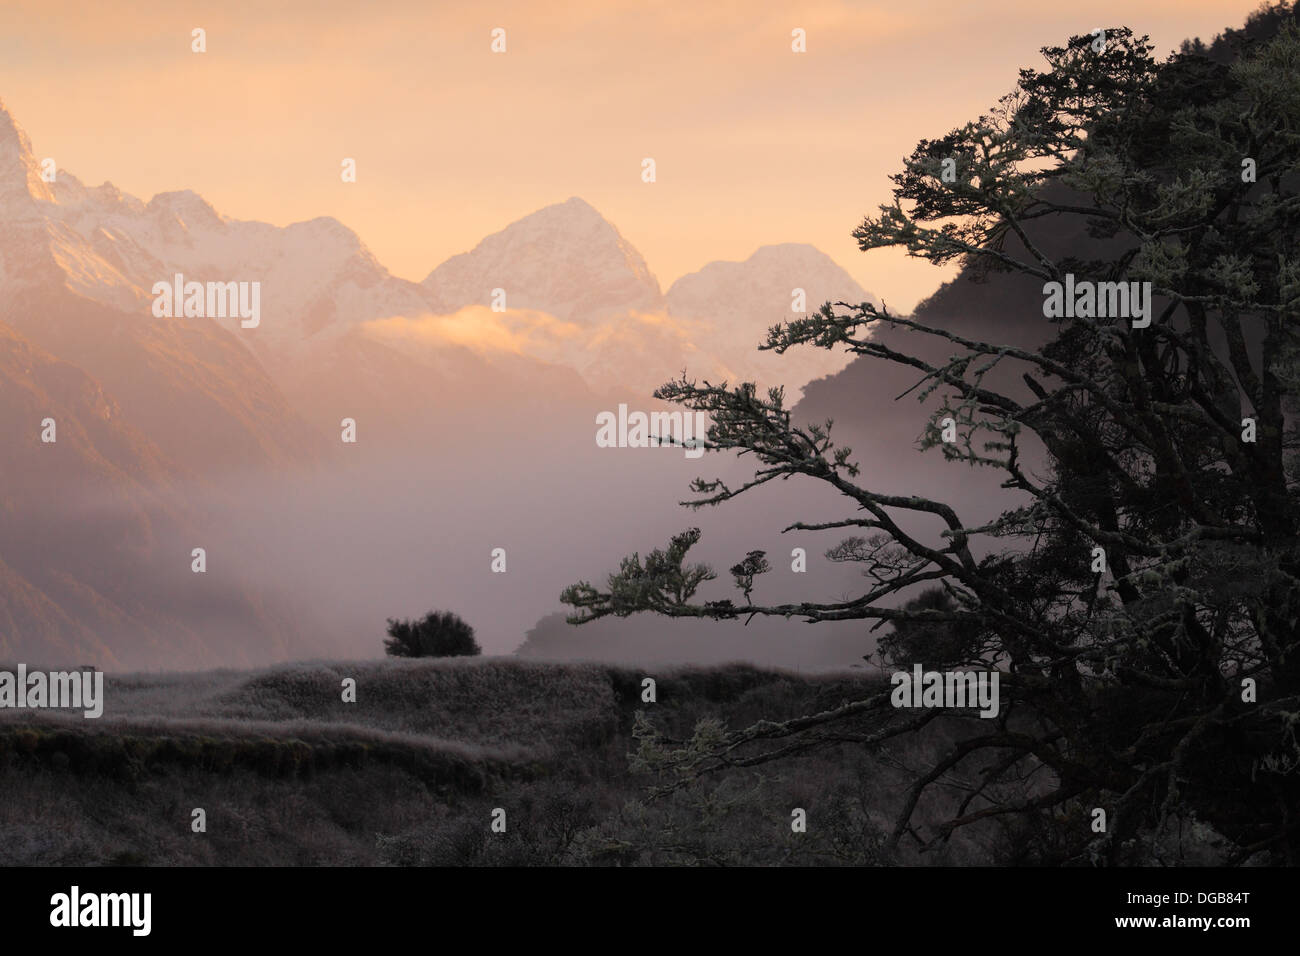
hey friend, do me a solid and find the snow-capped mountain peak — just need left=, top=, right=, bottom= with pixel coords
left=0, top=99, right=54, bottom=209
left=423, top=196, right=664, bottom=324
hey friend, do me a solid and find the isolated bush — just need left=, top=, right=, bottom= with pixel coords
left=383, top=611, right=481, bottom=658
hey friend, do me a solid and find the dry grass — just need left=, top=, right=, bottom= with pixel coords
left=0, top=658, right=1004, bottom=866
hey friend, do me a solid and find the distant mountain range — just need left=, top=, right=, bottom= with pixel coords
left=0, top=97, right=879, bottom=668
left=3, top=99, right=873, bottom=406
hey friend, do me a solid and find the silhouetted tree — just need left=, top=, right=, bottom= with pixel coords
left=384, top=610, right=481, bottom=658
left=565, top=15, right=1300, bottom=864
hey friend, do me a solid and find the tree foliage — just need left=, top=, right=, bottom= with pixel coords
left=563, top=18, right=1300, bottom=864
left=384, top=610, right=481, bottom=658
left=879, top=587, right=984, bottom=670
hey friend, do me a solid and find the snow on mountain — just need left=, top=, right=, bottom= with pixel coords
left=423, top=197, right=664, bottom=325
left=416, top=205, right=874, bottom=401
left=44, top=177, right=442, bottom=358
left=3, top=96, right=876, bottom=426
left=0, top=102, right=53, bottom=211
left=0, top=99, right=327, bottom=472
left=0, top=97, right=437, bottom=368
left=666, top=244, right=878, bottom=399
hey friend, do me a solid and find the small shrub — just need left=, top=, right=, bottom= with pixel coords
left=384, top=610, right=481, bottom=659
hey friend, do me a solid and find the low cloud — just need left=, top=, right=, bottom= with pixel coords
left=363, top=306, right=583, bottom=357
left=361, top=302, right=851, bottom=401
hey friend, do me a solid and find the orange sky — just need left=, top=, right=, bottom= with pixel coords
left=0, top=0, right=1265, bottom=311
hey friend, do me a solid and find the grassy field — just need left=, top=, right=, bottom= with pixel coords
left=0, top=658, right=1007, bottom=866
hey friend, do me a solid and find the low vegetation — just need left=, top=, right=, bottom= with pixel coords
left=0, top=657, right=1241, bottom=865
left=383, top=610, right=481, bottom=658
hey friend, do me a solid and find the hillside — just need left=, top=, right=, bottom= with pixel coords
left=0, top=320, right=307, bottom=670
left=0, top=657, right=1019, bottom=867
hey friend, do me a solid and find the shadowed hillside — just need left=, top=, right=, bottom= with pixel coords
left=0, top=657, right=1106, bottom=867
left=0, top=657, right=1243, bottom=866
